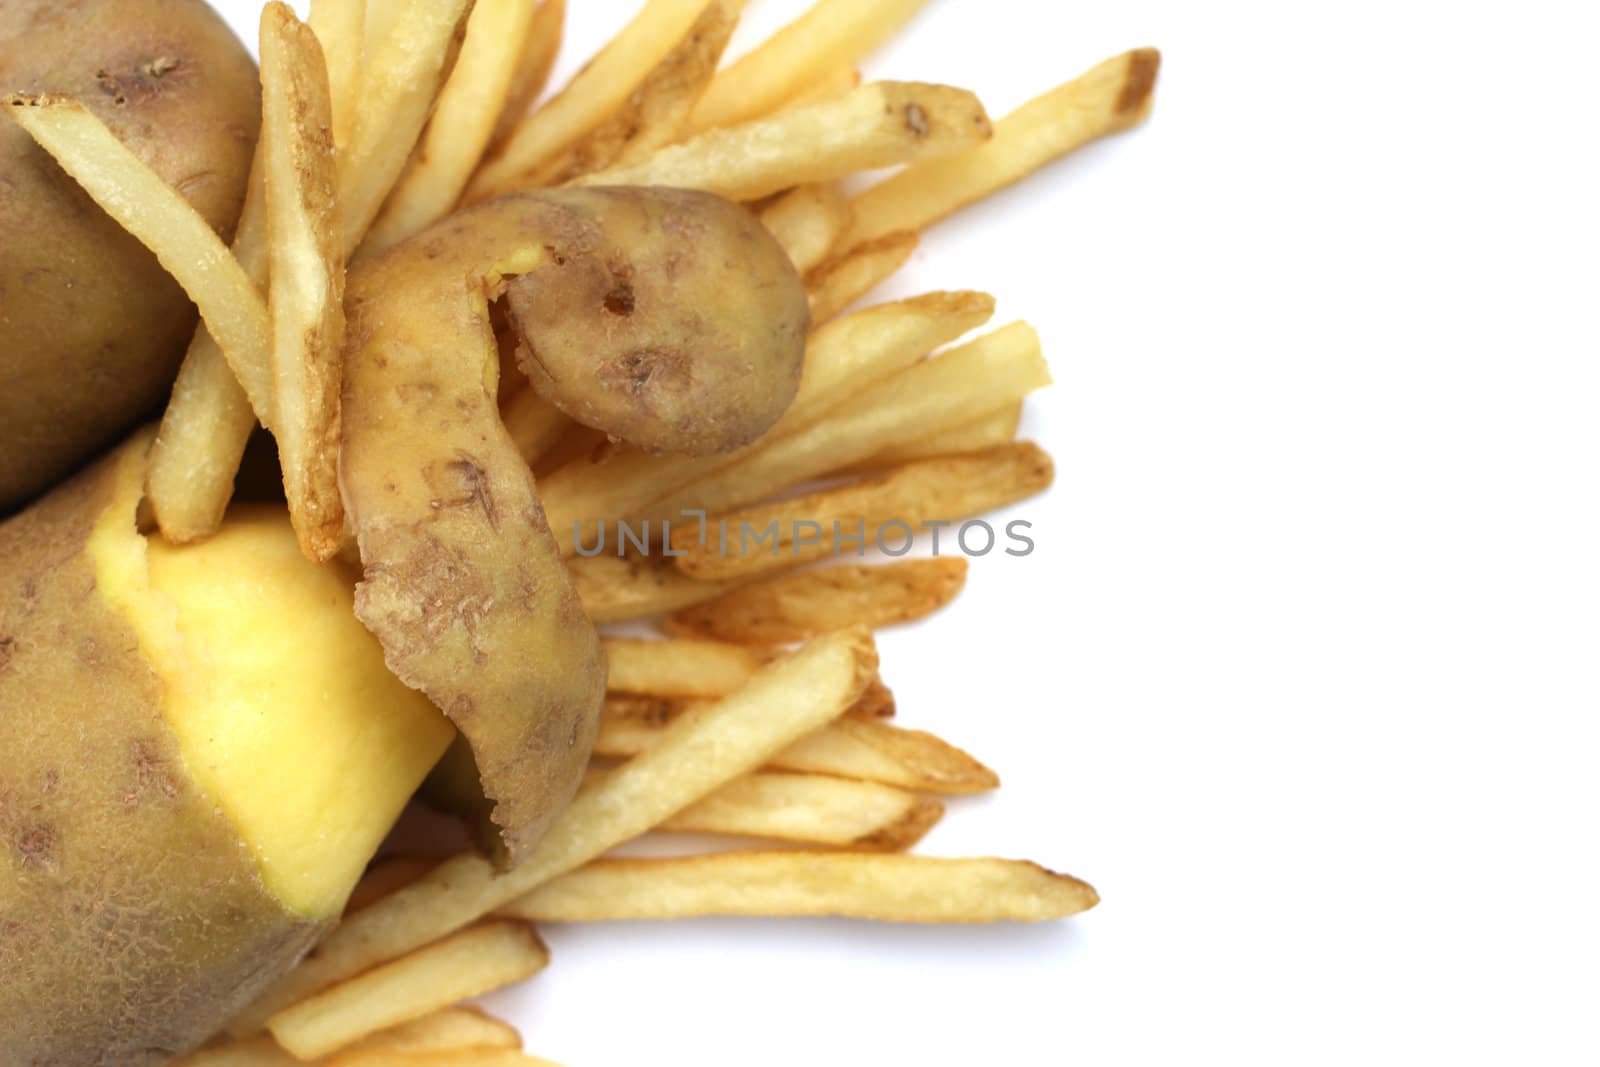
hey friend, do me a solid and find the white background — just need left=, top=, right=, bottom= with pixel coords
left=213, top=1, right=1600, bottom=1063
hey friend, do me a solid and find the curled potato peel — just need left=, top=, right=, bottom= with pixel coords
left=500, top=186, right=809, bottom=456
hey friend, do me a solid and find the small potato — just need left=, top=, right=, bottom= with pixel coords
left=502, top=187, right=809, bottom=456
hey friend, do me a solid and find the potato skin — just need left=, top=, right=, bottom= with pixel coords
left=0, top=435, right=322, bottom=1066
left=342, top=197, right=611, bottom=867
left=0, top=0, right=260, bottom=512
left=504, top=187, right=809, bottom=455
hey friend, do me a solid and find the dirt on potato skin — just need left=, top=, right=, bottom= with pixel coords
left=0, top=0, right=260, bottom=513
left=0, top=436, right=323, bottom=1067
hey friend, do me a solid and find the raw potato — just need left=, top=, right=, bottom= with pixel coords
left=0, top=0, right=259, bottom=511
left=0, top=435, right=453, bottom=1065
left=502, top=187, right=809, bottom=456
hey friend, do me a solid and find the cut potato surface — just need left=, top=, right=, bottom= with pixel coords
left=143, top=507, right=454, bottom=916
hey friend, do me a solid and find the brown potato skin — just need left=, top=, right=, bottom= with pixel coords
left=0, top=0, right=261, bottom=513
left=0, top=434, right=322, bottom=1066
left=504, top=186, right=809, bottom=456
left=342, top=196, right=610, bottom=867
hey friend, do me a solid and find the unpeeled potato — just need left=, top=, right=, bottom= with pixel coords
left=0, top=0, right=261, bottom=512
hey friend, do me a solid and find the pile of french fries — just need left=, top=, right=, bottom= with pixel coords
left=11, top=0, right=1159, bottom=1061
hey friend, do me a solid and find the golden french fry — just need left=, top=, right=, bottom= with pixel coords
left=542, top=290, right=996, bottom=553
left=858, top=401, right=1023, bottom=470
left=4, top=94, right=273, bottom=421
left=603, top=666, right=890, bottom=717
left=643, top=321, right=1049, bottom=525
left=341, top=0, right=475, bottom=250
left=533, top=0, right=743, bottom=185
left=577, top=82, right=992, bottom=202
left=671, top=442, right=1053, bottom=580
left=502, top=852, right=1098, bottom=923
left=148, top=327, right=265, bottom=542
left=500, top=387, right=572, bottom=466
left=336, top=1007, right=522, bottom=1055
left=236, top=629, right=877, bottom=1028
left=759, top=183, right=853, bottom=274
left=603, top=636, right=764, bottom=698
left=567, top=552, right=739, bottom=624
left=687, top=0, right=929, bottom=132
left=345, top=856, right=438, bottom=915
left=260, top=3, right=346, bottom=562
left=267, top=921, right=549, bottom=1060
left=657, top=771, right=943, bottom=850
left=850, top=675, right=897, bottom=719
left=361, top=0, right=546, bottom=255
left=333, top=1055, right=562, bottom=1067
left=488, top=0, right=567, bottom=153
left=666, top=557, right=969, bottom=644
left=307, top=0, right=365, bottom=149
left=467, top=0, right=708, bottom=202
left=168, top=1036, right=296, bottom=1067
left=845, top=48, right=1161, bottom=248
left=805, top=230, right=917, bottom=323
left=596, top=703, right=994, bottom=794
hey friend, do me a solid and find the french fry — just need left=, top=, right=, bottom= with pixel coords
left=169, top=1036, right=296, bottom=1067
left=642, top=321, right=1050, bottom=525
left=666, top=557, right=968, bottom=644
left=488, top=0, right=567, bottom=153
left=333, top=1055, right=562, bottom=1067
left=671, top=442, right=1053, bottom=580
left=340, top=0, right=475, bottom=250
left=260, top=3, right=346, bottom=562
left=567, top=552, right=738, bottom=624
left=603, top=668, right=890, bottom=720
left=500, top=387, right=572, bottom=467
left=806, top=228, right=921, bottom=321
left=759, top=183, right=854, bottom=274
left=657, top=771, right=943, bottom=850
left=542, top=291, right=996, bottom=553
left=467, top=0, right=708, bottom=202
left=267, top=921, right=549, bottom=1060
left=148, top=328, right=265, bottom=541
left=597, top=700, right=996, bottom=794
left=337, top=1007, right=522, bottom=1055
left=687, top=0, right=929, bottom=133
left=235, top=629, right=877, bottom=1029
left=603, top=636, right=764, bottom=698
left=533, top=0, right=743, bottom=186
left=307, top=0, right=365, bottom=149
left=361, top=0, right=546, bottom=255
left=850, top=675, right=897, bottom=719
left=845, top=48, right=1161, bottom=248
left=805, top=230, right=917, bottom=323
left=577, top=82, right=992, bottom=202
left=501, top=852, right=1099, bottom=923
left=857, top=401, right=1023, bottom=470
left=345, top=856, right=438, bottom=915
left=4, top=94, right=274, bottom=422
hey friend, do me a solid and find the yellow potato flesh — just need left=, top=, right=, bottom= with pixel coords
left=133, top=507, right=454, bottom=917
